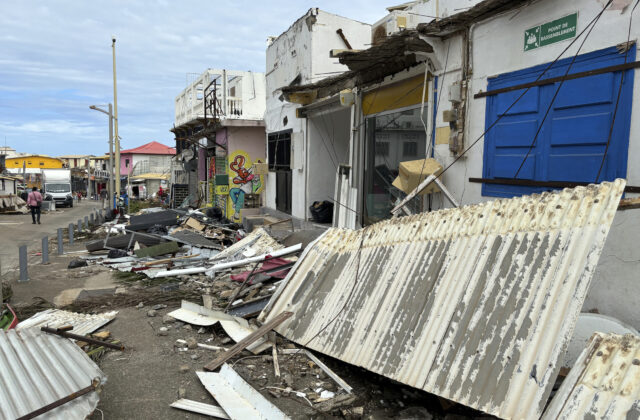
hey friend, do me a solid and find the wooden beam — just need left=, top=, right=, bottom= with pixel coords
left=619, top=197, right=640, bottom=210
left=203, top=311, right=293, bottom=371
left=474, top=61, right=640, bottom=99
left=468, top=177, right=640, bottom=193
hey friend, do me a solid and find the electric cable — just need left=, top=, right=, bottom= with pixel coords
left=595, top=0, right=639, bottom=183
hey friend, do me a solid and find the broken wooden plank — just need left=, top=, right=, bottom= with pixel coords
left=204, top=311, right=293, bottom=371
left=313, top=393, right=357, bottom=413
left=143, top=254, right=199, bottom=266
left=134, top=241, right=179, bottom=258
left=185, top=217, right=206, bottom=231
left=619, top=196, right=640, bottom=210
left=303, top=350, right=352, bottom=394
left=271, top=334, right=281, bottom=379
left=280, top=349, right=352, bottom=393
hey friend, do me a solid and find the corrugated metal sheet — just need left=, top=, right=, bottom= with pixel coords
left=262, top=180, right=626, bottom=419
left=0, top=328, right=106, bottom=419
left=212, top=228, right=282, bottom=262
left=16, top=309, right=118, bottom=336
left=543, top=333, right=640, bottom=419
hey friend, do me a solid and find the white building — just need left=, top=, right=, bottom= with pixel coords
left=280, top=0, right=640, bottom=327
left=264, top=8, right=372, bottom=220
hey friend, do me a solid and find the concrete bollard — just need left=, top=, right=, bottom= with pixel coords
left=42, top=236, right=49, bottom=264
left=57, top=228, right=64, bottom=255
left=77, top=219, right=82, bottom=232
left=68, top=223, right=74, bottom=245
left=84, top=216, right=89, bottom=229
left=18, top=245, right=28, bottom=282
left=90, top=213, right=94, bottom=225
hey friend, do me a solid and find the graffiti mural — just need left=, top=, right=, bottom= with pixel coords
left=227, top=150, right=264, bottom=222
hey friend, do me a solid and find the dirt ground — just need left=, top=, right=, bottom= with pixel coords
left=4, top=223, right=496, bottom=419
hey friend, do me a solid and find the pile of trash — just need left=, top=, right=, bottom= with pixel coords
left=78, top=206, right=312, bottom=322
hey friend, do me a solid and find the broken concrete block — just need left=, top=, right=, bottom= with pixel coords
left=186, top=337, right=198, bottom=349
left=136, top=302, right=144, bottom=309
left=163, top=315, right=174, bottom=324
left=158, top=327, right=169, bottom=336
left=147, top=309, right=157, bottom=317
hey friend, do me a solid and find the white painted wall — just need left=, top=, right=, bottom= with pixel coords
left=265, top=8, right=371, bottom=219
left=307, top=107, right=351, bottom=218
left=416, top=0, right=640, bottom=327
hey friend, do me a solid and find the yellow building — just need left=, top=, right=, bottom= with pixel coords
left=6, top=155, right=64, bottom=169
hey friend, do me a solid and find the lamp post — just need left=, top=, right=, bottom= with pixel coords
left=112, top=37, right=121, bottom=200
left=89, top=104, right=115, bottom=208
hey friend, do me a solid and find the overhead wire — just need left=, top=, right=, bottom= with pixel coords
left=595, top=0, right=639, bottom=183
left=273, top=0, right=618, bottom=350
left=513, top=6, right=604, bottom=178
left=405, top=0, right=615, bottom=198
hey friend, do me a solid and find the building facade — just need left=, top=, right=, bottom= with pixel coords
left=279, top=0, right=640, bottom=326
left=172, top=69, right=266, bottom=220
left=264, top=8, right=372, bottom=221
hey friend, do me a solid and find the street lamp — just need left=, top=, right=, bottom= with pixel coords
left=89, top=104, right=115, bottom=209
left=112, top=36, right=121, bottom=199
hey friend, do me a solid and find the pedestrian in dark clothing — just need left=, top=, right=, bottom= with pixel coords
left=27, top=187, right=43, bottom=224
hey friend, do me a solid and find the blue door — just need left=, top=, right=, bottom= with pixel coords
left=482, top=46, right=635, bottom=197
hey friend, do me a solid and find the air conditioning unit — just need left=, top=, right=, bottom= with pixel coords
left=371, top=12, right=412, bottom=45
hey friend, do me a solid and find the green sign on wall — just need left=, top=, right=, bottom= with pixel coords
left=524, top=13, right=577, bottom=51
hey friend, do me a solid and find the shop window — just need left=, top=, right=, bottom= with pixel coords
left=363, top=107, right=426, bottom=225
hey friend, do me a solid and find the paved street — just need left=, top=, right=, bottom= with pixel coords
left=0, top=200, right=104, bottom=275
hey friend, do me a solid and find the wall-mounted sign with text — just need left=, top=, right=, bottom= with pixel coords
left=524, top=13, right=577, bottom=51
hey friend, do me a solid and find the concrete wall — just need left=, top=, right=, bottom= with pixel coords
left=306, top=107, right=351, bottom=217
left=265, top=8, right=371, bottom=219
left=228, top=126, right=266, bottom=161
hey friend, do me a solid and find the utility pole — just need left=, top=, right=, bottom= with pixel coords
left=112, top=36, right=121, bottom=199
left=108, top=103, right=114, bottom=207
left=89, top=103, right=115, bottom=209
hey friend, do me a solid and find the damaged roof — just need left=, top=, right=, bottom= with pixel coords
left=543, top=333, right=640, bottom=419
left=282, top=30, right=432, bottom=104
left=261, top=180, right=626, bottom=419
left=0, top=328, right=106, bottom=419
left=416, top=0, right=532, bottom=36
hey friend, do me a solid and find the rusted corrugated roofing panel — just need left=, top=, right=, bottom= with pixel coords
left=0, top=328, right=106, bottom=419
left=262, top=180, right=626, bottom=419
left=543, top=333, right=640, bottom=419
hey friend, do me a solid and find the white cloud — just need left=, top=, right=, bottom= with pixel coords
left=0, top=1, right=392, bottom=155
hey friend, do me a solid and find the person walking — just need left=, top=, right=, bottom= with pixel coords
left=27, top=186, right=43, bottom=224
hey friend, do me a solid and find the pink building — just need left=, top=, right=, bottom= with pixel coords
left=120, top=141, right=176, bottom=176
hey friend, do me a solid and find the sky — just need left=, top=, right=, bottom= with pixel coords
left=0, top=1, right=392, bottom=156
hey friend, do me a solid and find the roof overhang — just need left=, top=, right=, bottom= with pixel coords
left=281, top=30, right=433, bottom=105
left=417, top=0, right=532, bottom=36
